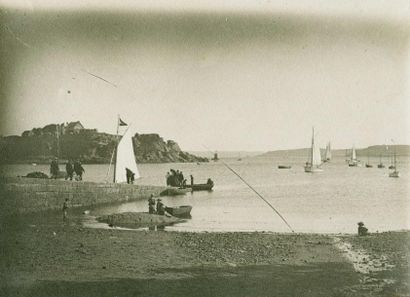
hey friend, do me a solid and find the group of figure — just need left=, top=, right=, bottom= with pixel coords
left=65, top=159, right=85, bottom=181
left=125, top=168, right=136, bottom=184
left=166, top=169, right=187, bottom=187
left=148, top=194, right=165, bottom=215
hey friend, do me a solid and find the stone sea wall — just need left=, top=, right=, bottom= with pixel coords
left=0, top=177, right=167, bottom=215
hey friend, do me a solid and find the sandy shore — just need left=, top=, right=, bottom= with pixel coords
left=0, top=211, right=408, bottom=297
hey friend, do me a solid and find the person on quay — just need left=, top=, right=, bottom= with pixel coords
left=148, top=194, right=156, bottom=214
left=126, top=168, right=135, bottom=184
left=65, top=160, right=74, bottom=181
left=74, top=160, right=85, bottom=181
left=50, top=157, right=59, bottom=179
left=156, top=198, right=165, bottom=215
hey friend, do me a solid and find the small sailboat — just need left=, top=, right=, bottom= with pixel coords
left=304, top=127, right=323, bottom=173
left=377, top=153, right=385, bottom=168
left=365, top=149, right=373, bottom=168
left=388, top=152, right=396, bottom=170
left=212, top=152, right=219, bottom=161
left=114, top=125, right=140, bottom=183
left=348, top=146, right=360, bottom=167
left=323, top=142, right=332, bottom=162
left=106, top=116, right=140, bottom=184
left=389, top=148, right=399, bottom=178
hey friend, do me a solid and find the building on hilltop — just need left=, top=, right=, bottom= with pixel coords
left=64, top=121, right=84, bottom=134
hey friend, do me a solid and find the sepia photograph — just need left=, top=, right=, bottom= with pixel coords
left=0, top=1, right=409, bottom=296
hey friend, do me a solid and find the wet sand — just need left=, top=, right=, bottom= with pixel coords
left=0, top=211, right=408, bottom=297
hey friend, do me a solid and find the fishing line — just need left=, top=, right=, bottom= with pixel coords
left=202, top=145, right=295, bottom=233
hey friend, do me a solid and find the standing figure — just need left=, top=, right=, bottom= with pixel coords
left=50, top=157, right=59, bottom=179
left=190, top=175, right=194, bottom=186
left=148, top=194, right=156, bottom=214
left=357, top=222, right=368, bottom=236
left=74, top=160, right=85, bottom=181
left=65, top=160, right=74, bottom=181
left=166, top=172, right=171, bottom=186
left=126, top=168, right=135, bottom=184
left=62, top=198, right=69, bottom=221
left=156, top=199, right=165, bottom=215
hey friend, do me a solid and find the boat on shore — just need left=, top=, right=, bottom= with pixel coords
left=304, top=127, right=323, bottom=173
left=165, top=205, right=192, bottom=218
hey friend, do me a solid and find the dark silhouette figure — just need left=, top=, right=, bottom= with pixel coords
left=65, top=160, right=74, bottom=181
left=358, top=222, right=368, bottom=236
left=156, top=199, right=165, bottom=215
left=74, top=160, right=85, bottom=181
left=126, top=168, right=135, bottom=184
left=148, top=194, right=156, bottom=214
left=50, top=158, right=59, bottom=179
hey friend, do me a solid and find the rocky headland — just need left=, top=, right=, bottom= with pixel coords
left=0, top=121, right=208, bottom=164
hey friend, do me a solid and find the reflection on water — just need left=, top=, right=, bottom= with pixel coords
left=2, top=156, right=410, bottom=234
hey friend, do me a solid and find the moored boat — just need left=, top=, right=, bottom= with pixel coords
left=160, top=187, right=191, bottom=196
left=278, top=165, right=291, bottom=169
left=184, top=183, right=214, bottom=191
left=165, top=205, right=192, bottom=218
left=388, top=148, right=400, bottom=178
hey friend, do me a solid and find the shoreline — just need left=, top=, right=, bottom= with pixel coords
left=1, top=209, right=408, bottom=297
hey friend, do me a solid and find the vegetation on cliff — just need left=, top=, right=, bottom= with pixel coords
left=0, top=122, right=208, bottom=164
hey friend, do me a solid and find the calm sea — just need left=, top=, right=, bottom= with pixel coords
left=2, top=156, right=409, bottom=234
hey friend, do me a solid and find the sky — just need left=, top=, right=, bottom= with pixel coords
left=0, top=1, right=409, bottom=151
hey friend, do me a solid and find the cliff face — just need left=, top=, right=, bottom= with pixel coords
left=0, top=124, right=208, bottom=164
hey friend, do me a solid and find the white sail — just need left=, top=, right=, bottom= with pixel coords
left=351, top=146, right=356, bottom=160
left=312, top=137, right=322, bottom=166
left=114, top=127, right=140, bottom=183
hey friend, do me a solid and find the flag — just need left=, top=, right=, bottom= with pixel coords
left=119, top=118, right=128, bottom=126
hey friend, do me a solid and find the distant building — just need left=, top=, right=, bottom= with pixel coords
left=65, top=121, right=84, bottom=134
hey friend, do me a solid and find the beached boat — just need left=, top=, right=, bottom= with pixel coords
left=304, top=127, right=323, bottom=173
left=348, top=146, right=360, bottom=167
left=278, top=165, right=291, bottom=169
left=165, top=205, right=192, bottom=218
left=160, top=187, right=191, bottom=196
left=323, top=142, right=332, bottom=162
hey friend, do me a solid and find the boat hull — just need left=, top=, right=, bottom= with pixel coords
left=377, top=164, right=385, bottom=168
left=278, top=165, right=292, bottom=169
left=160, top=187, right=191, bottom=196
left=365, top=164, right=373, bottom=168
left=184, top=184, right=214, bottom=191
left=304, top=166, right=323, bottom=173
left=165, top=205, right=192, bottom=218
left=389, top=171, right=400, bottom=178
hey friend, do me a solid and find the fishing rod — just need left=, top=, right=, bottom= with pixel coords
left=202, top=145, right=295, bottom=233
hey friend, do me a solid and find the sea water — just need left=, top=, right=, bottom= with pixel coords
left=2, top=156, right=409, bottom=233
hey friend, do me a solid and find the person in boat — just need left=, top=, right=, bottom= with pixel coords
left=148, top=194, right=156, bottom=214
left=357, top=222, right=368, bottom=236
left=65, top=160, right=74, bottom=181
left=74, top=160, right=85, bottom=181
left=156, top=198, right=165, bottom=215
left=207, top=178, right=214, bottom=186
left=126, top=168, right=135, bottom=184
left=50, top=157, right=59, bottom=179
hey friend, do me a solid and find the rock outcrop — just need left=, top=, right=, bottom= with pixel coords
left=0, top=123, right=208, bottom=164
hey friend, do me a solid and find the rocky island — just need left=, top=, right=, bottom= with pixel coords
left=0, top=121, right=208, bottom=164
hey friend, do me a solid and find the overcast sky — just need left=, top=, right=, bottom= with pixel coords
left=0, top=1, right=409, bottom=151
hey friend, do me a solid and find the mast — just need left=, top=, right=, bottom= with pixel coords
left=310, top=127, right=314, bottom=164
left=113, top=115, right=120, bottom=183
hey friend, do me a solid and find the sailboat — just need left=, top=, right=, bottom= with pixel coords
left=389, top=148, right=399, bottom=178
left=348, top=146, right=360, bottom=167
left=388, top=151, right=396, bottom=170
left=377, top=153, right=385, bottom=168
left=212, top=152, right=219, bottom=161
left=304, top=127, right=323, bottom=173
left=323, top=142, right=332, bottom=162
left=107, top=117, right=140, bottom=184
left=365, top=149, right=373, bottom=168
